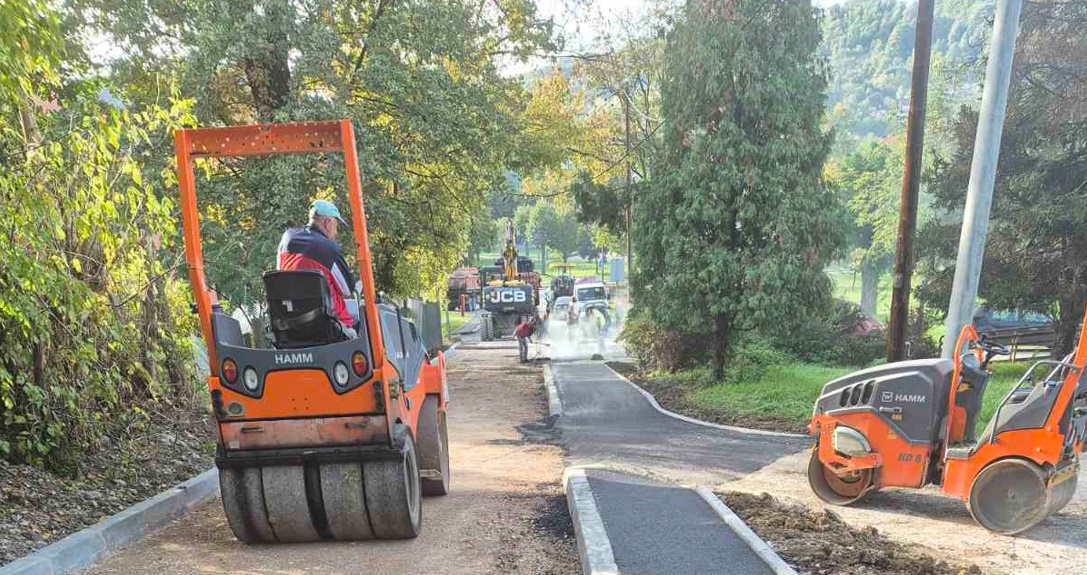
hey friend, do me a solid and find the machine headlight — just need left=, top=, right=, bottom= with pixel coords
left=242, top=367, right=259, bottom=391
left=334, top=362, right=351, bottom=386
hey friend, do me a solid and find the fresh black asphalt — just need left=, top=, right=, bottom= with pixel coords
left=552, top=360, right=810, bottom=575
left=552, top=361, right=809, bottom=479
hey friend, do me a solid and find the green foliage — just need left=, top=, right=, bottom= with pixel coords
left=513, top=201, right=583, bottom=263
left=619, top=308, right=708, bottom=372
left=0, top=0, right=61, bottom=102
left=822, top=0, right=993, bottom=147
left=768, top=301, right=887, bottom=367
left=634, top=0, right=846, bottom=378
left=918, top=1, right=1087, bottom=356
left=632, top=341, right=853, bottom=432
left=72, top=0, right=559, bottom=302
left=0, top=92, right=198, bottom=471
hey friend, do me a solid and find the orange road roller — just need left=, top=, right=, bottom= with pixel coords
left=174, top=120, right=450, bottom=542
left=809, top=304, right=1087, bottom=534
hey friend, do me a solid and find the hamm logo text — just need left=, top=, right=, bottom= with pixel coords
left=275, top=352, right=314, bottom=365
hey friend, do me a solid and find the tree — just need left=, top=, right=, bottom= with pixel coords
left=919, top=0, right=1087, bottom=355
left=635, top=0, right=845, bottom=379
left=71, top=0, right=558, bottom=302
left=827, top=139, right=904, bottom=315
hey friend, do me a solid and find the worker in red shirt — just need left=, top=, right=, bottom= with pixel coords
left=277, top=200, right=358, bottom=338
left=514, top=315, right=537, bottom=363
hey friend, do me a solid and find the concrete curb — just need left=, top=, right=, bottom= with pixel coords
left=564, top=468, right=619, bottom=575
left=0, top=468, right=220, bottom=575
left=695, top=486, right=799, bottom=575
left=543, top=363, right=562, bottom=417
left=437, top=341, right=460, bottom=363
left=603, top=364, right=806, bottom=439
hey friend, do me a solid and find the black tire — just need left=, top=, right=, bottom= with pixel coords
left=261, top=465, right=321, bottom=542
left=968, top=458, right=1048, bottom=535
left=364, top=430, right=422, bottom=539
left=481, top=314, right=494, bottom=341
left=219, top=466, right=277, bottom=543
left=417, top=396, right=451, bottom=496
left=807, top=447, right=873, bottom=506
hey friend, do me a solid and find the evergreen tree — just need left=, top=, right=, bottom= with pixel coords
left=635, top=0, right=845, bottom=378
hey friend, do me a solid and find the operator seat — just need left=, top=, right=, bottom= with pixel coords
left=263, top=270, right=350, bottom=349
left=956, top=353, right=990, bottom=442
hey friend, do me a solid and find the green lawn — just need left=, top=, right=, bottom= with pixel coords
left=826, top=266, right=892, bottom=324
left=441, top=310, right=472, bottom=341
left=627, top=356, right=1039, bottom=435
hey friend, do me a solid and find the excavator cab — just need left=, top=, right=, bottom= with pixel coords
left=809, top=305, right=1087, bottom=535
left=175, top=121, right=450, bottom=544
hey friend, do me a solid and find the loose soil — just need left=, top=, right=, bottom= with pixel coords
left=608, top=361, right=806, bottom=433
left=0, top=406, right=215, bottom=565
left=726, top=450, right=1087, bottom=575
left=83, top=343, right=580, bottom=575
left=721, top=491, right=981, bottom=575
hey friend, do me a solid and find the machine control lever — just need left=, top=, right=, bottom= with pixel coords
left=879, top=406, right=903, bottom=415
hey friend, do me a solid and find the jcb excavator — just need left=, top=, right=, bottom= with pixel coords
left=478, top=221, right=535, bottom=341
left=809, top=302, right=1087, bottom=534
left=175, top=121, right=450, bottom=542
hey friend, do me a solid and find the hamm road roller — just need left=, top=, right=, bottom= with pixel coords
left=175, top=120, right=450, bottom=542
left=808, top=303, right=1087, bottom=534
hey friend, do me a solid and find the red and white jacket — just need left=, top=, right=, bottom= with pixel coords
left=277, top=226, right=355, bottom=328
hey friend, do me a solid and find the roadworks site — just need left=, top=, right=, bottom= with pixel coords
left=1, top=307, right=1084, bottom=575
left=610, top=349, right=1086, bottom=575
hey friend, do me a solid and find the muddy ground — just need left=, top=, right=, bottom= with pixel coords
left=0, top=408, right=215, bottom=565
left=722, top=491, right=981, bottom=575
left=83, top=342, right=580, bottom=575
left=725, top=451, right=1087, bottom=575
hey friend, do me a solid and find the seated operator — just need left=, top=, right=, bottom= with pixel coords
left=277, top=200, right=358, bottom=338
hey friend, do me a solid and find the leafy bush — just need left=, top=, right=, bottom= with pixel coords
left=619, top=309, right=708, bottom=372
left=770, top=300, right=886, bottom=367
left=1, top=97, right=199, bottom=473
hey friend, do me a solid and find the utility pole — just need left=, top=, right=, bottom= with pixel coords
left=622, top=82, right=633, bottom=285
left=942, top=0, right=1023, bottom=357
left=887, top=0, right=936, bottom=362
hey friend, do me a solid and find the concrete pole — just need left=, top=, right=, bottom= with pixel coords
left=941, top=0, right=1023, bottom=357
left=887, top=0, right=936, bottom=362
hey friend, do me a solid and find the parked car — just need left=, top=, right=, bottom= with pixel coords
left=552, top=296, right=573, bottom=317
left=973, top=306, right=1052, bottom=333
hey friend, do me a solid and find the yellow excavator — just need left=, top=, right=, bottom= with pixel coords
left=479, top=222, right=536, bottom=340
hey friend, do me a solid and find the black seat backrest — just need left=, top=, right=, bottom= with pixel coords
left=263, top=270, right=346, bottom=349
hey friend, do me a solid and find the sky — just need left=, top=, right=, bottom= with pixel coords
left=506, top=0, right=844, bottom=74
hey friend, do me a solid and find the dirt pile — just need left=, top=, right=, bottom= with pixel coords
left=0, top=409, right=214, bottom=565
left=721, top=491, right=982, bottom=575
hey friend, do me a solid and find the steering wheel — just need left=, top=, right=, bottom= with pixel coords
left=976, top=335, right=1009, bottom=358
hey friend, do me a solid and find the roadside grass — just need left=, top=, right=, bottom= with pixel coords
left=827, top=266, right=892, bottom=324
left=441, top=310, right=473, bottom=341
left=623, top=353, right=1038, bottom=435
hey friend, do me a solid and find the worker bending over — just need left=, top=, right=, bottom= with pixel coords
left=514, top=315, right=538, bottom=363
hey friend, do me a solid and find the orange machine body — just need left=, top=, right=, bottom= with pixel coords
left=175, top=121, right=448, bottom=457
left=810, top=304, right=1087, bottom=504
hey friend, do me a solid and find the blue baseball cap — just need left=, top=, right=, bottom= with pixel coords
left=309, top=200, right=347, bottom=226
